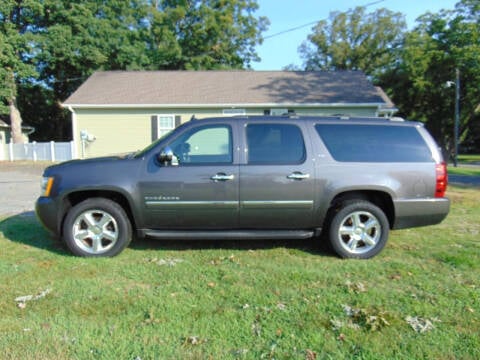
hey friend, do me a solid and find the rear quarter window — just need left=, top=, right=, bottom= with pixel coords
left=315, top=124, right=433, bottom=162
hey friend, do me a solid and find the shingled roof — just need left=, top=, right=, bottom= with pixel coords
left=63, top=70, right=388, bottom=108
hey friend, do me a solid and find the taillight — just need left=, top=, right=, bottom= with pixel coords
left=435, top=162, right=448, bottom=198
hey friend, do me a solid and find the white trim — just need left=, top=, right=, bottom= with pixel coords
left=0, top=131, right=4, bottom=161
left=67, top=106, right=79, bottom=158
left=62, top=102, right=385, bottom=109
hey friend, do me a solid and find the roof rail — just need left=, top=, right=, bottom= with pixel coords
left=389, top=116, right=405, bottom=122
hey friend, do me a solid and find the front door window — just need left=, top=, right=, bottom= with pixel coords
left=168, top=125, right=233, bottom=165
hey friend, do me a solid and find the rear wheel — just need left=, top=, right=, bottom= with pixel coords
left=328, top=201, right=389, bottom=259
left=62, top=198, right=132, bottom=257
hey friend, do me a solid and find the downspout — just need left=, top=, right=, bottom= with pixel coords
left=67, top=106, right=79, bottom=159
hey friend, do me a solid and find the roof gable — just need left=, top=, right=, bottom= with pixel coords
left=63, top=70, right=388, bottom=107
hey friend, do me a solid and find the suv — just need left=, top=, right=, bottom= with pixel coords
left=36, top=116, right=450, bottom=259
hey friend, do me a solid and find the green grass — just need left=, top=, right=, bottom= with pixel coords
left=448, top=154, right=480, bottom=177
left=1, top=187, right=480, bottom=359
left=448, top=166, right=480, bottom=177
left=458, top=154, right=480, bottom=164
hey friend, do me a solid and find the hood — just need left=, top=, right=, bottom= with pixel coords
left=44, top=155, right=132, bottom=175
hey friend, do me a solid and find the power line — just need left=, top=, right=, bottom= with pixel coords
left=262, top=0, right=387, bottom=40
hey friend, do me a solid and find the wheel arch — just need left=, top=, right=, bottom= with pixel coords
left=59, top=190, right=137, bottom=237
left=325, top=190, right=395, bottom=229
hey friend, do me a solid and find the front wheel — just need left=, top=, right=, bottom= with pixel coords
left=328, top=201, right=389, bottom=259
left=62, top=198, right=132, bottom=257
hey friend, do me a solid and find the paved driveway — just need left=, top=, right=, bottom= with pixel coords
left=0, top=162, right=47, bottom=215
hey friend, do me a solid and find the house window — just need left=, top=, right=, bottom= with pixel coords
left=222, top=109, right=246, bottom=116
left=157, top=115, right=175, bottom=137
left=151, top=114, right=177, bottom=141
left=270, top=108, right=294, bottom=116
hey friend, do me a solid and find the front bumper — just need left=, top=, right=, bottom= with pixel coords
left=35, top=196, right=60, bottom=235
left=393, top=197, right=450, bottom=229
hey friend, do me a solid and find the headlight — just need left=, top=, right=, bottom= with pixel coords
left=41, top=177, right=54, bottom=197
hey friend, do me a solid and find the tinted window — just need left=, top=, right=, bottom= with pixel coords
left=168, top=125, right=232, bottom=164
left=247, top=124, right=306, bottom=164
left=315, top=124, right=433, bottom=162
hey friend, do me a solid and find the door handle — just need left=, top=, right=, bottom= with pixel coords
left=211, top=173, right=235, bottom=181
left=287, top=172, right=310, bottom=180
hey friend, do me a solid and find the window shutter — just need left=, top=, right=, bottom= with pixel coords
left=175, top=115, right=181, bottom=128
left=151, top=115, right=158, bottom=142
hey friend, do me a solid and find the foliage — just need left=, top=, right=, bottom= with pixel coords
left=0, top=1, right=43, bottom=142
left=299, top=1, right=480, bottom=152
left=0, top=1, right=41, bottom=112
left=147, top=0, right=268, bottom=70
left=0, top=0, right=268, bottom=140
left=299, top=6, right=406, bottom=78
left=379, top=0, right=480, bottom=152
left=0, top=184, right=479, bottom=358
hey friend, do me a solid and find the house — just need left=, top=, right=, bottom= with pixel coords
left=0, top=120, right=35, bottom=160
left=62, top=70, right=396, bottom=158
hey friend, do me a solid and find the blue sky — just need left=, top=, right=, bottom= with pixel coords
left=254, top=0, right=460, bottom=70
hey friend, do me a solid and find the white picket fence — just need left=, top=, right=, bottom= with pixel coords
left=1, top=141, right=75, bottom=162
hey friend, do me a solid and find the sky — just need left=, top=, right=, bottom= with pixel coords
left=253, top=0, right=460, bottom=70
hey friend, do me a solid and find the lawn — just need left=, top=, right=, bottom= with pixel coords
left=448, top=154, right=480, bottom=177
left=448, top=166, right=480, bottom=177
left=0, top=186, right=479, bottom=359
left=458, top=154, right=480, bottom=164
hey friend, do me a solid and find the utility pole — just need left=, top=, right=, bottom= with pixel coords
left=454, top=68, right=460, bottom=167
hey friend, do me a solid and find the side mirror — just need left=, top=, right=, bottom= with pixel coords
left=157, top=147, right=178, bottom=166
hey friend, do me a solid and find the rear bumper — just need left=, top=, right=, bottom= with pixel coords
left=393, top=198, right=450, bottom=229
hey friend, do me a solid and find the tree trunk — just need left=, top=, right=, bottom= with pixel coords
left=9, top=96, right=24, bottom=144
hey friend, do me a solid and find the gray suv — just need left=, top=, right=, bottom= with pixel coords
left=36, top=115, right=450, bottom=259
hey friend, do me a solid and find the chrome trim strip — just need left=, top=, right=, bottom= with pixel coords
left=241, top=200, right=314, bottom=208
left=146, top=200, right=238, bottom=207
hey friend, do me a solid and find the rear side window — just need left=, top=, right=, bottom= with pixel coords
left=247, top=124, right=306, bottom=164
left=315, top=124, right=433, bottom=162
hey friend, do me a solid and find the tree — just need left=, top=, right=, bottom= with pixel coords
left=2, top=0, right=269, bottom=141
left=146, top=0, right=269, bottom=70
left=379, top=0, right=480, bottom=152
left=299, top=6, right=406, bottom=78
left=34, top=0, right=151, bottom=139
left=0, top=1, right=42, bottom=143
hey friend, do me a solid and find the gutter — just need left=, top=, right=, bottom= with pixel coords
left=66, top=105, right=79, bottom=159
left=0, top=123, right=35, bottom=134
left=23, top=126, right=36, bottom=135
left=61, top=102, right=387, bottom=109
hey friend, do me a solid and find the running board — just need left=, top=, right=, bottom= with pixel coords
left=139, top=229, right=315, bottom=240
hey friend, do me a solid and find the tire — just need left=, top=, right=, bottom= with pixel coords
left=62, top=198, right=132, bottom=257
left=328, top=201, right=389, bottom=259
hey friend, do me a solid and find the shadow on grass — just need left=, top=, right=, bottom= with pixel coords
left=130, top=235, right=332, bottom=257
left=0, top=212, right=68, bottom=256
left=0, top=212, right=332, bottom=257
